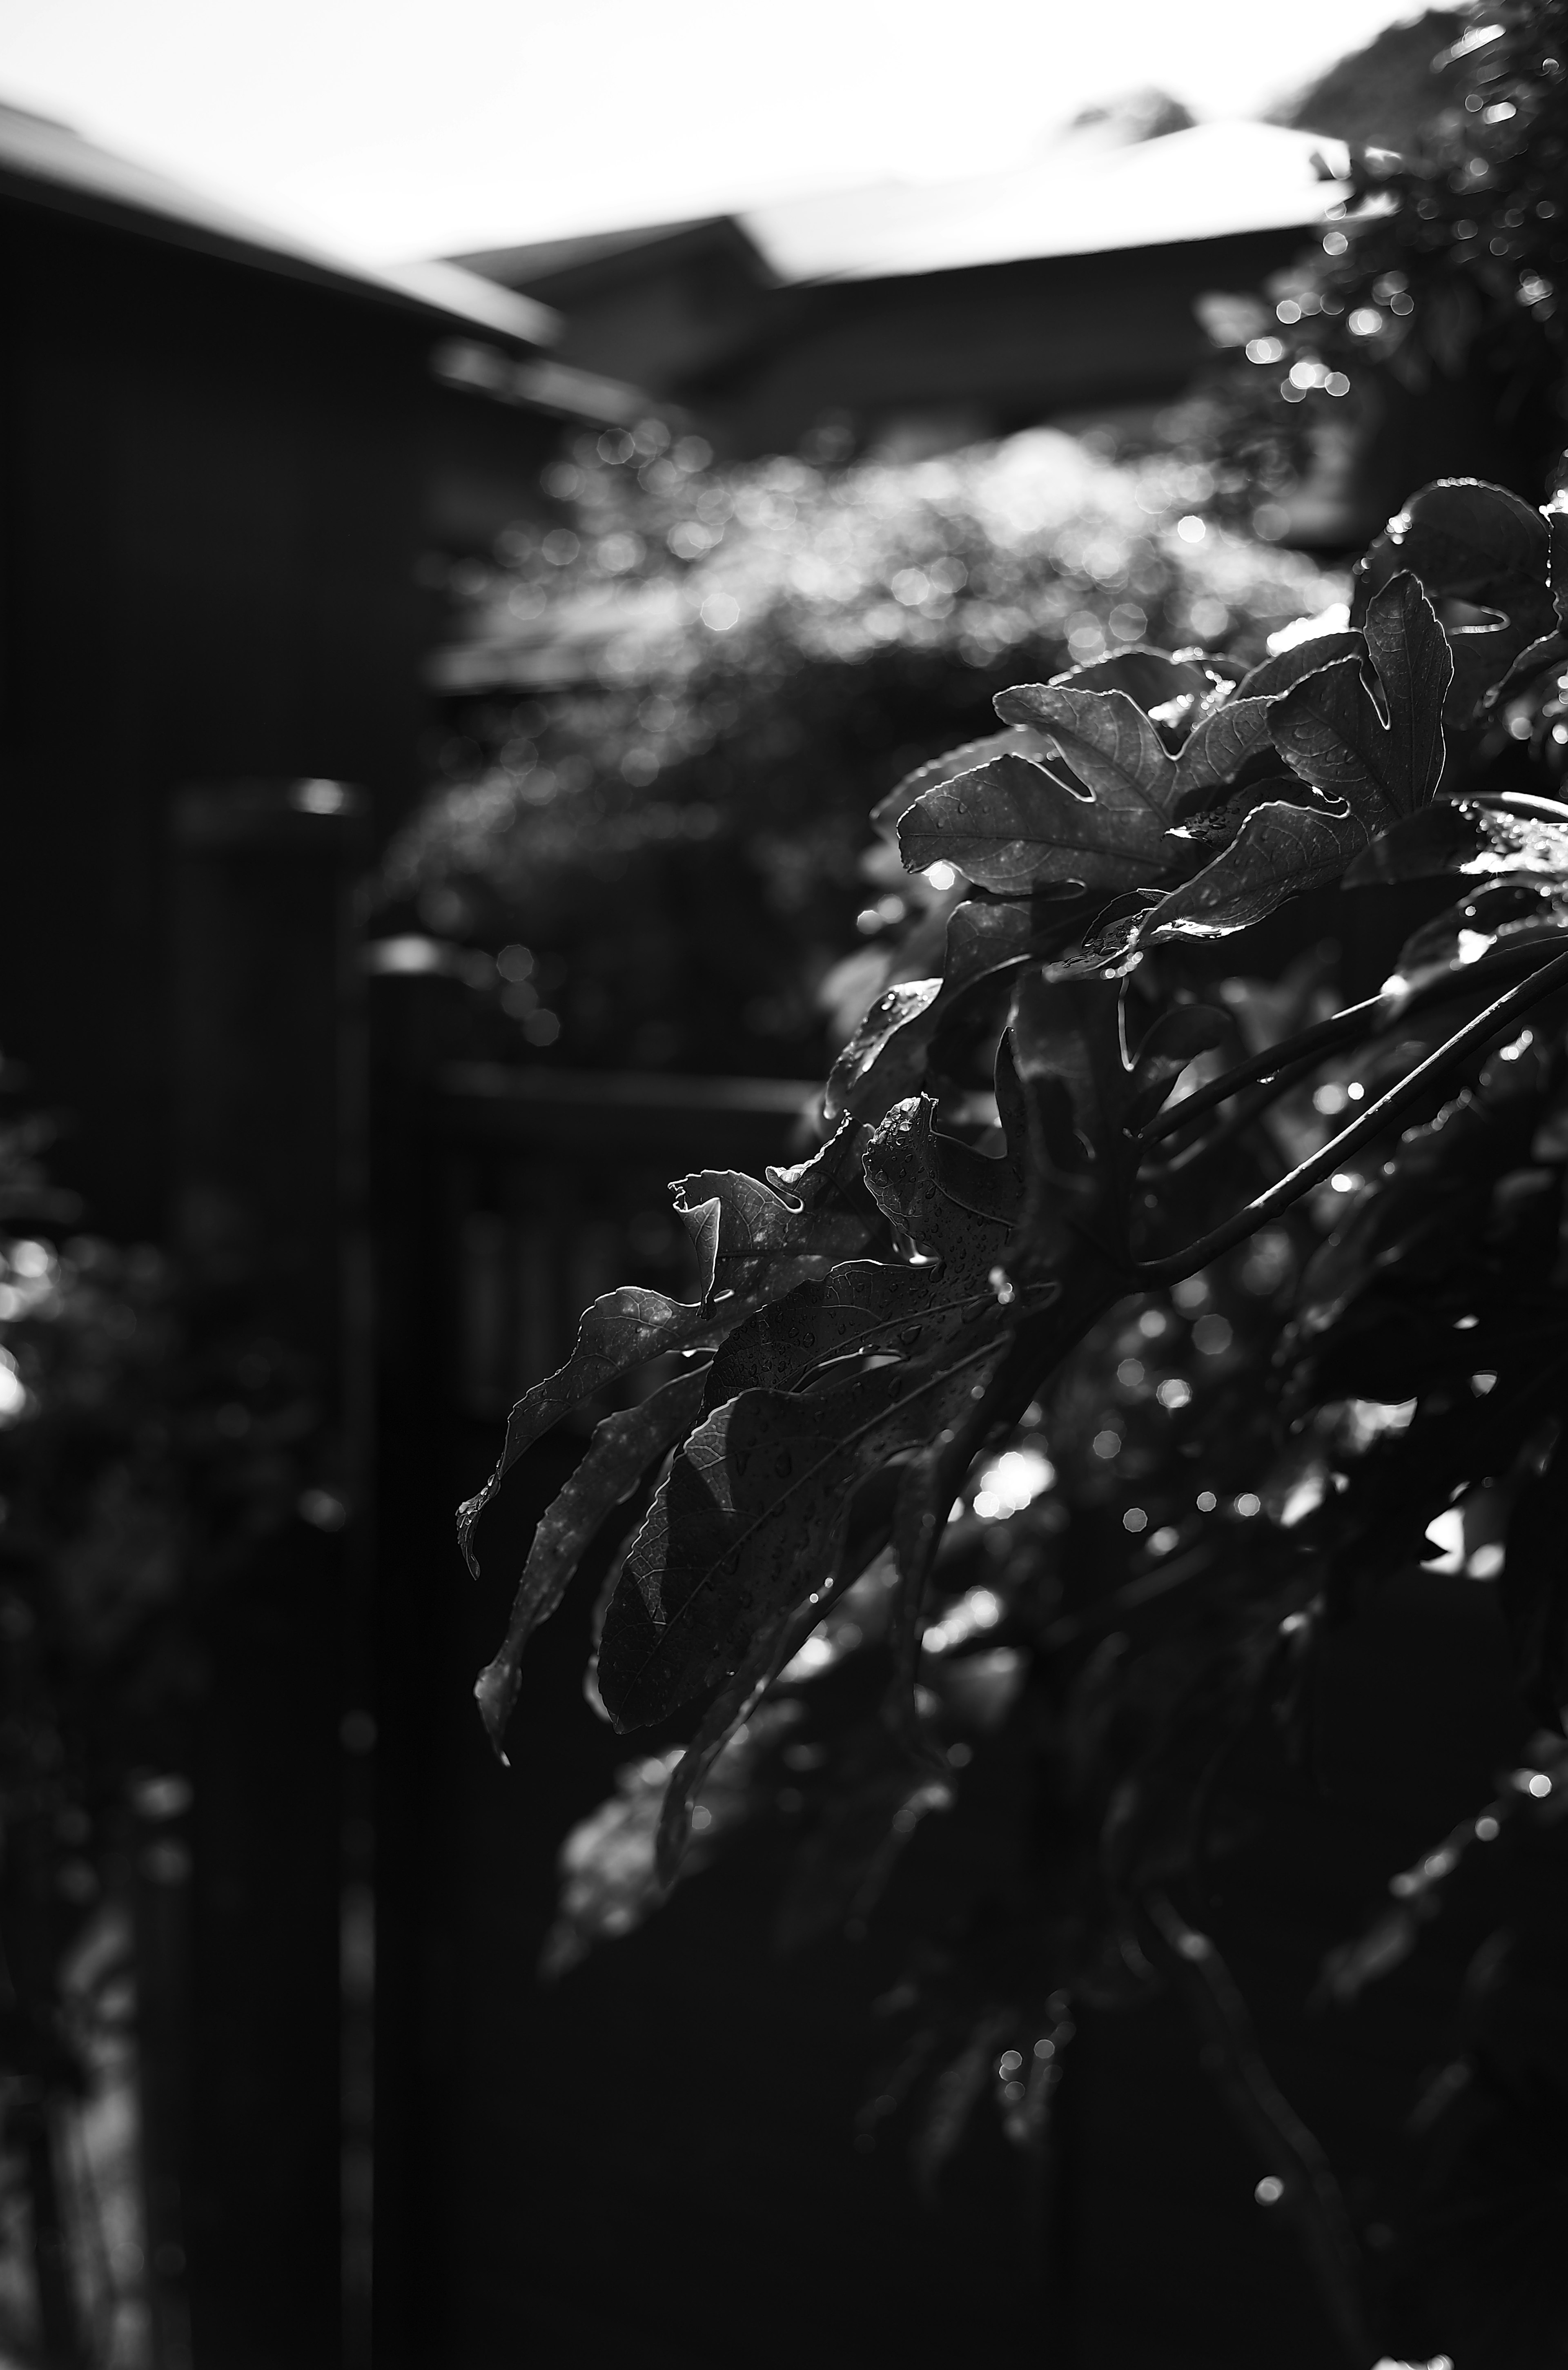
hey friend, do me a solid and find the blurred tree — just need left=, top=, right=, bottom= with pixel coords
left=382, top=428, right=1339, bottom=1076
left=1272, top=9, right=1467, bottom=156
left=1167, top=0, right=1568, bottom=543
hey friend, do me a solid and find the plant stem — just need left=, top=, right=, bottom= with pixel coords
left=1140, top=935, right=1567, bottom=1150
left=1136, top=942, right=1568, bottom=1285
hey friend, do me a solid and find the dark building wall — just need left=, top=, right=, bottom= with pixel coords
left=0, top=194, right=557, bottom=1240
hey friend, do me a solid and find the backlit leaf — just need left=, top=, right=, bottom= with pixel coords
left=458, top=1285, right=734, bottom=1572
left=898, top=749, right=1180, bottom=897
left=1230, top=630, right=1364, bottom=703
left=871, top=725, right=1049, bottom=843
left=473, top=1365, right=710, bottom=1757
left=1270, top=572, right=1451, bottom=826
left=670, top=1168, right=872, bottom=1296
left=1170, top=697, right=1277, bottom=811
left=1148, top=786, right=1373, bottom=941
left=598, top=1326, right=1010, bottom=1731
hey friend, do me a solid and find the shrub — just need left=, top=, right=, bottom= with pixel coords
left=462, top=469, right=1568, bottom=2365
left=383, top=429, right=1340, bottom=1074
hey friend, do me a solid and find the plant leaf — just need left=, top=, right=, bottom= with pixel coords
left=654, top=1610, right=808, bottom=1885
left=861, top=1096, right=1013, bottom=1281
left=1147, top=785, right=1373, bottom=941
left=990, top=683, right=1177, bottom=809
left=1345, top=791, right=1568, bottom=887
left=457, top=1285, right=735, bottom=1572
left=823, top=892, right=1089, bottom=1128
left=899, top=685, right=1194, bottom=897
left=1008, top=973, right=1224, bottom=1257
left=670, top=1168, right=872, bottom=1295
left=898, top=751, right=1178, bottom=898
left=1270, top=572, right=1452, bottom=825
left=1231, top=630, right=1364, bottom=702
left=871, top=725, right=1049, bottom=843
left=1354, top=478, right=1553, bottom=724
left=1042, top=646, right=1215, bottom=709
left=702, top=1256, right=998, bottom=1408
left=598, top=1327, right=1010, bottom=1731
left=473, top=1365, right=710, bottom=1757
left=1170, top=698, right=1277, bottom=811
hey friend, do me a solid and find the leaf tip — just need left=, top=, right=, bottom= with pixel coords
left=474, top=1655, right=522, bottom=1760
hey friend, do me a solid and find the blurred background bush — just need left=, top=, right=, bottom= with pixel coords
left=379, top=427, right=1341, bottom=1076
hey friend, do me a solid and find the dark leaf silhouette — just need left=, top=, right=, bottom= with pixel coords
left=1009, top=972, right=1225, bottom=1257
left=1354, top=479, right=1552, bottom=724
left=473, top=1366, right=709, bottom=1755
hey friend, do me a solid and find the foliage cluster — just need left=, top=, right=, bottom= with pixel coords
left=385, top=430, right=1339, bottom=1074
left=463, top=471, right=1568, bottom=2365
left=1170, top=0, right=1568, bottom=543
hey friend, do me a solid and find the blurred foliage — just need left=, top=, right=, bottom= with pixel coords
left=382, top=427, right=1340, bottom=1075
left=0, top=1072, right=323, bottom=2362
left=1273, top=7, right=1467, bottom=157
left=1166, top=0, right=1568, bottom=543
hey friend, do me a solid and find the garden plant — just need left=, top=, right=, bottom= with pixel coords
left=462, top=467, right=1568, bottom=2366
left=454, top=7, right=1568, bottom=2359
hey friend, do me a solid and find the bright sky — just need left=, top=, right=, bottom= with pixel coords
left=0, top=0, right=1424, bottom=263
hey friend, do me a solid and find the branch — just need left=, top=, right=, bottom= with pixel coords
left=1139, top=935, right=1568, bottom=1152
left=1135, top=944, right=1568, bottom=1286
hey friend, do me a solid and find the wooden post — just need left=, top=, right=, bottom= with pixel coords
left=167, top=780, right=367, bottom=2370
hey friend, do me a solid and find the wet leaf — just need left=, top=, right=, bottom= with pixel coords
left=1148, top=784, right=1372, bottom=942
left=900, top=685, right=1192, bottom=896
left=1170, top=697, right=1277, bottom=811
left=861, top=1096, right=1013, bottom=1281
left=472, top=1366, right=709, bottom=1757
left=871, top=725, right=1049, bottom=843
left=670, top=1168, right=873, bottom=1296
left=823, top=893, right=1089, bottom=1129
left=703, top=1256, right=997, bottom=1408
left=457, top=1285, right=735, bottom=1572
left=598, top=1325, right=1010, bottom=1731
